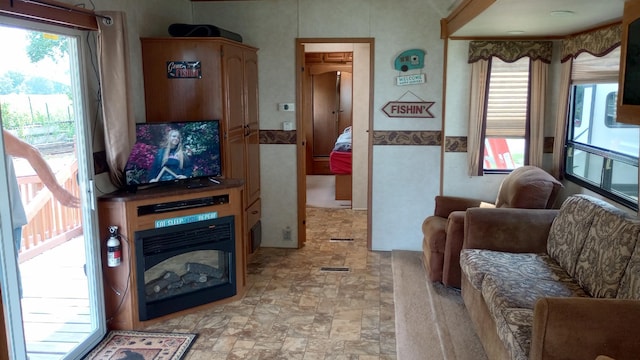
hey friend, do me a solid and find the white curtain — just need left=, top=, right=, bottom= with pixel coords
left=529, top=60, right=548, bottom=167
left=551, top=61, right=572, bottom=179
left=467, top=60, right=488, bottom=176
left=97, top=12, right=135, bottom=188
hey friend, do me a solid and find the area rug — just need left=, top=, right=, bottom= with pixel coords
left=84, top=330, right=197, bottom=360
left=392, top=250, right=487, bottom=360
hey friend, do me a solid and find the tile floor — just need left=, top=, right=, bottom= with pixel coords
left=144, top=207, right=396, bottom=359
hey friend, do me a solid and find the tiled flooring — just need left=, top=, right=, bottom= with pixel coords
left=144, top=207, right=397, bottom=359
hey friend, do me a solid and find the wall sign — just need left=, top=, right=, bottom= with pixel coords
left=167, top=61, right=202, bottom=79
left=393, top=49, right=426, bottom=86
left=396, top=74, right=426, bottom=86
left=394, top=49, right=425, bottom=72
left=382, top=101, right=435, bottom=118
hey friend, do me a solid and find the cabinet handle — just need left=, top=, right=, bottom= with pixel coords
left=251, top=210, right=259, bottom=214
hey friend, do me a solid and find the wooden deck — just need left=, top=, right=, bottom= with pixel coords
left=19, top=236, right=92, bottom=360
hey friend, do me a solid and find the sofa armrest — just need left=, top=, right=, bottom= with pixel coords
left=442, top=211, right=465, bottom=287
left=531, top=297, right=640, bottom=360
left=463, top=208, right=558, bottom=253
left=433, top=196, right=485, bottom=218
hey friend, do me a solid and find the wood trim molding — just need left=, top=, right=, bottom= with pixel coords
left=440, top=0, right=496, bottom=39
left=0, top=0, right=98, bottom=30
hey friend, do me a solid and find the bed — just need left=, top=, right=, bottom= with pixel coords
left=329, top=127, right=352, bottom=200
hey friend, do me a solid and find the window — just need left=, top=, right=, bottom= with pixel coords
left=565, top=48, right=639, bottom=210
left=483, top=57, right=530, bottom=171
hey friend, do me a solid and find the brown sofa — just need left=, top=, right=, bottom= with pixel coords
left=422, top=166, right=562, bottom=288
left=460, top=195, right=640, bottom=360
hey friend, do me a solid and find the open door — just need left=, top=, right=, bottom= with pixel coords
left=0, top=20, right=105, bottom=359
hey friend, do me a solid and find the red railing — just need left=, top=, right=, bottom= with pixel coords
left=17, top=160, right=83, bottom=263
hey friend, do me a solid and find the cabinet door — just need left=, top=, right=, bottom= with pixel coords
left=244, top=49, right=261, bottom=207
left=617, top=1, right=640, bottom=124
left=222, top=44, right=246, bottom=138
left=142, top=39, right=223, bottom=122
left=222, top=44, right=247, bottom=189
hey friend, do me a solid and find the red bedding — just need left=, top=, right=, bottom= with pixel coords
left=330, top=150, right=352, bottom=174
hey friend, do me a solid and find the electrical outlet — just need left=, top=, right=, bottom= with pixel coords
left=278, top=103, right=295, bottom=112
left=282, top=226, right=292, bottom=241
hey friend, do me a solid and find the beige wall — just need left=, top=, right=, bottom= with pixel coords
left=58, top=1, right=626, bottom=250
left=192, top=0, right=447, bottom=250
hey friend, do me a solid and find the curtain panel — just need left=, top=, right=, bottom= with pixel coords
left=468, top=41, right=553, bottom=64
left=467, top=60, right=489, bottom=176
left=97, top=11, right=135, bottom=188
left=561, top=24, right=622, bottom=62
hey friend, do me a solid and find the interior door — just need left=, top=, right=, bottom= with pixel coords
left=311, top=71, right=339, bottom=174
left=0, top=20, right=105, bottom=359
left=307, top=70, right=353, bottom=175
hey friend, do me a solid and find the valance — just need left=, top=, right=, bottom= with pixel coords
left=468, top=41, right=553, bottom=64
left=561, top=24, right=621, bottom=62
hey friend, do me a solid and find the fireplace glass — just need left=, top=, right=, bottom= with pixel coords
left=134, top=215, right=236, bottom=321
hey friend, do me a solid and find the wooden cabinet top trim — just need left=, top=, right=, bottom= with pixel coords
left=141, top=37, right=258, bottom=51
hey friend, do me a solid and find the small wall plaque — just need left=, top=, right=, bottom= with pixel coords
left=167, top=61, right=202, bottom=79
left=396, top=74, right=426, bottom=86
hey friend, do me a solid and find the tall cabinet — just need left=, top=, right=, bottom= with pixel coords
left=141, top=37, right=261, bottom=256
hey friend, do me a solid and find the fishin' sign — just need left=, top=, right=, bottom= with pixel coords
left=382, top=101, right=435, bottom=118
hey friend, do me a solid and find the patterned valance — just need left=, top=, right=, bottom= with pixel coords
left=468, top=41, right=553, bottom=64
left=561, top=23, right=621, bottom=62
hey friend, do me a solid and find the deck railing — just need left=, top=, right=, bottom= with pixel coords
left=17, top=160, right=83, bottom=263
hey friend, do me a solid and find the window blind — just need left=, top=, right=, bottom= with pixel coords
left=485, top=57, right=530, bottom=137
left=571, top=46, right=620, bottom=83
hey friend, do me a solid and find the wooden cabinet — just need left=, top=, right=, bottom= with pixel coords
left=141, top=38, right=261, bottom=256
left=617, top=1, right=640, bottom=124
left=98, top=181, right=245, bottom=330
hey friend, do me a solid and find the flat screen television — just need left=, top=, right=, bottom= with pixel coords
left=124, top=120, right=222, bottom=190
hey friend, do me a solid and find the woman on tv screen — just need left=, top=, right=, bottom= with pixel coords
left=149, top=129, right=192, bottom=182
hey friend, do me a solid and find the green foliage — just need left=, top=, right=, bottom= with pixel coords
left=0, top=72, right=69, bottom=95
left=26, top=31, right=68, bottom=63
left=1, top=96, right=75, bottom=144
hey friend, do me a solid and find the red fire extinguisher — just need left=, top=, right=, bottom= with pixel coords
left=106, top=225, right=122, bottom=267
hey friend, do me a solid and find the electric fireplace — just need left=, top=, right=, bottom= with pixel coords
left=134, top=215, right=236, bottom=321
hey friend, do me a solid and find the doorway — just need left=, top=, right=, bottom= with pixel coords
left=0, top=20, right=105, bottom=359
left=295, top=39, right=373, bottom=249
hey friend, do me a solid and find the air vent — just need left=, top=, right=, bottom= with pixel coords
left=320, top=267, right=350, bottom=272
left=330, top=238, right=354, bottom=242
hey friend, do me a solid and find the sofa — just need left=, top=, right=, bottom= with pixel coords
left=460, top=194, right=640, bottom=360
left=422, top=165, right=562, bottom=288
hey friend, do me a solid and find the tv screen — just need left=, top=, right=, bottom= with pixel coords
left=124, top=120, right=222, bottom=188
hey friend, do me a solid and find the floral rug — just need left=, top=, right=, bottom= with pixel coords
left=84, top=330, right=197, bottom=360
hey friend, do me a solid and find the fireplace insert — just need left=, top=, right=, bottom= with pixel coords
left=134, top=215, right=236, bottom=321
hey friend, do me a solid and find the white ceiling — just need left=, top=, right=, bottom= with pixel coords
left=450, top=0, right=625, bottom=38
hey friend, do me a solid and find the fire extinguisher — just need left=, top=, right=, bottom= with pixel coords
left=106, top=225, right=122, bottom=267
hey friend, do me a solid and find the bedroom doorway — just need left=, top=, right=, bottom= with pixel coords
left=295, top=38, right=373, bottom=249
left=306, top=64, right=353, bottom=175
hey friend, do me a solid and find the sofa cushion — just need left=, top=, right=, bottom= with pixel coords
left=546, top=195, right=599, bottom=277
left=617, top=239, right=640, bottom=300
left=460, top=249, right=576, bottom=292
left=481, top=274, right=589, bottom=360
left=574, top=202, right=640, bottom=298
